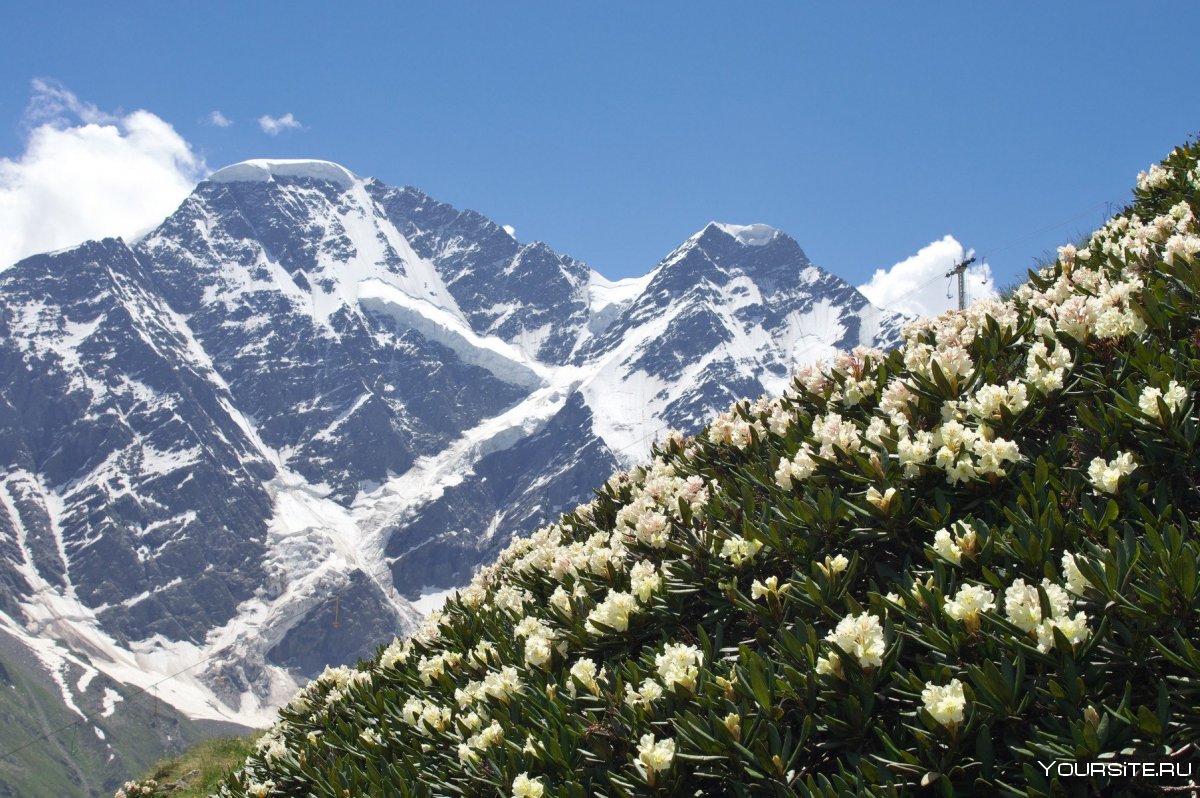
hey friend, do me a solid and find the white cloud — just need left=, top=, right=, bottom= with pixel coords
left=258, top=112, right=301, bottom=135
left=858, top=235, right=995, bottom=318
left=0, top=80, right=206, bottom=270
left=207, top=110, right=234, bottom=128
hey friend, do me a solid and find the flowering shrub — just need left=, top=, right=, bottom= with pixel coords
left=200, top=140, right=1200, bottom=797
left=115, top=780, right=165, bottom=798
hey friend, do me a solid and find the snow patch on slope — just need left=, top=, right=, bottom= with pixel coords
left=711, top=222, right=780, bottom=246
left=351, top=379, right=583, bottom=563
left=359, top=278, right=547, bottom=390
left=586, top=271, right=653, bottom=336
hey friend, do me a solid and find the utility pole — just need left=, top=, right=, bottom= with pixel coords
left=946, top=256, right=976, bottom=311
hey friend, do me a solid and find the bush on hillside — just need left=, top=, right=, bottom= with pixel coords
left=199, top=141, right=1200, bottom=797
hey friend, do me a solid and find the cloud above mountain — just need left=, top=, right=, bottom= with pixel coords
left=858, top=234, right=995, bottom=318
left=0, top=79, right=206, bottom=270
left=258, top=112, right=302, bottom=135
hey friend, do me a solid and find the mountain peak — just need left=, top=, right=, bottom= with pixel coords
left=206, top=159, right=358, bottom=188
left=704, top=221, right=780, bottom=247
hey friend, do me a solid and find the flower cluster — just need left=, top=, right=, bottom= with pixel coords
left=822, top=612, right=886, bottom=672
left=115, top=781, right=162, bottom=798
left=932, top=521, right=977, bottom=565
left=1087, top=451, right=1138, bottom=494
left=1004, top=578, right=1090, bottom=652
left=922, top=679, right=967, bottom=730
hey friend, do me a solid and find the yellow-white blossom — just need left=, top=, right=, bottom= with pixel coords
left=379, top=638, right=409, bottom=670
left=568, top=657, right=604, bottom=697
left=865, top=486, right=896, bottom=511
left=656, top=643, right=703, bottom=692
left=635, top=733, right=676, bottom=779
left=481, top=666, right=522, bottom=702
left=825, top=612, right=886, bottom=668
left=630, top=560, right=662, bottom=603
left=719, top=535, right=763, bottom=567
left=811, top=411, right=862, bottom=458
left=944, top=583, right=995, bottom=630
left=624, top=677, right=664, bottom=708
left=751, top=575, right=779, bottom=600
left=932, top=521, right=976, bottom=565
left=585, top=590, right=639, bottom=634
left=1139, top=381, right=1187, bottom=420
left=1087, top=451, right=1138, bottom=494
left=1061, top=551, right=1101, bottom=595
left=775, top=445, right=817, bottom=489
left=921, top=678, right=966, bottom=729
left=511, top=773, right=544, bottom=798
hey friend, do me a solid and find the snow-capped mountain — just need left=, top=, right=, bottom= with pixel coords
left=0, top=159, right=905, bottom=728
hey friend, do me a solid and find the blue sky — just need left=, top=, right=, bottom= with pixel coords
left=2, top=2, right=1198, bottom=303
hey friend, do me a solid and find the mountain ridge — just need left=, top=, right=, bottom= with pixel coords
left=0, top=158, right=905, bottom=750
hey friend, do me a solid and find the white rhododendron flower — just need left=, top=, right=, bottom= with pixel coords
left=719, top=534, right=763, bottom=566
left=624, top=677, right=664, bottom=708
left=379, top=638, right=409, bottom=670
left=512, top=773, right=544, bottom=798
left=966, top=380, right=1029, bottom=421
left=896, top=430, right=934, bottom=477
left=1004, top=577, right=1089, bottom=652
left=811, top=411, right=862, bottom=458
left=1024, top=340, right=1072, bottom=393
left=656, top=643, right=703, bottom=692
left=586, top=590, right=639, bottom=634
left=635, top=733, right=676, bottom=779
left=815, top=653, right=841, bottom=677
left=1036, top=610, right=1091, bottom=652
left=1062, top=553, right=1085, bottom=594
left=482, top=666, right=522, bottom=702
left=568, top=657, right=604, bottom=696
left=825, top=612, right=886, bottom=668
left=865, top=486, right=897, bottom=511
left=1087, top=451, right=1138, bottom=494
left=931, top=521, right=976, bottom=565
left=1137, top=163, right=1172, bottom=191
left=523, top=632, right=554, bottom=668
left=751, top=575, right=779, bottom=600
left=944, top=583, right=995, bottom=631
left=549, top=585, right=573, bottom=616
left=246, top=782, right=275, bottom=798
left=493, top=584, right=532, bottom=614
left=775, top=444, right=818, bottom=489
left=708, top=406, right=765, bottom=448
left=921, top=678, right=966, bottom=729
left=1004, top=578, right=1065, bottom=632
left=1061, top=551, right=1103, bottom=595
left=1139, top=381, right=1187, bottom=420
left=630, top=560, right=662, bottom=603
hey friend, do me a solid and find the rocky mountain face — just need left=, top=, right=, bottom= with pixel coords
left=0, top=160, right=905, bottom=732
